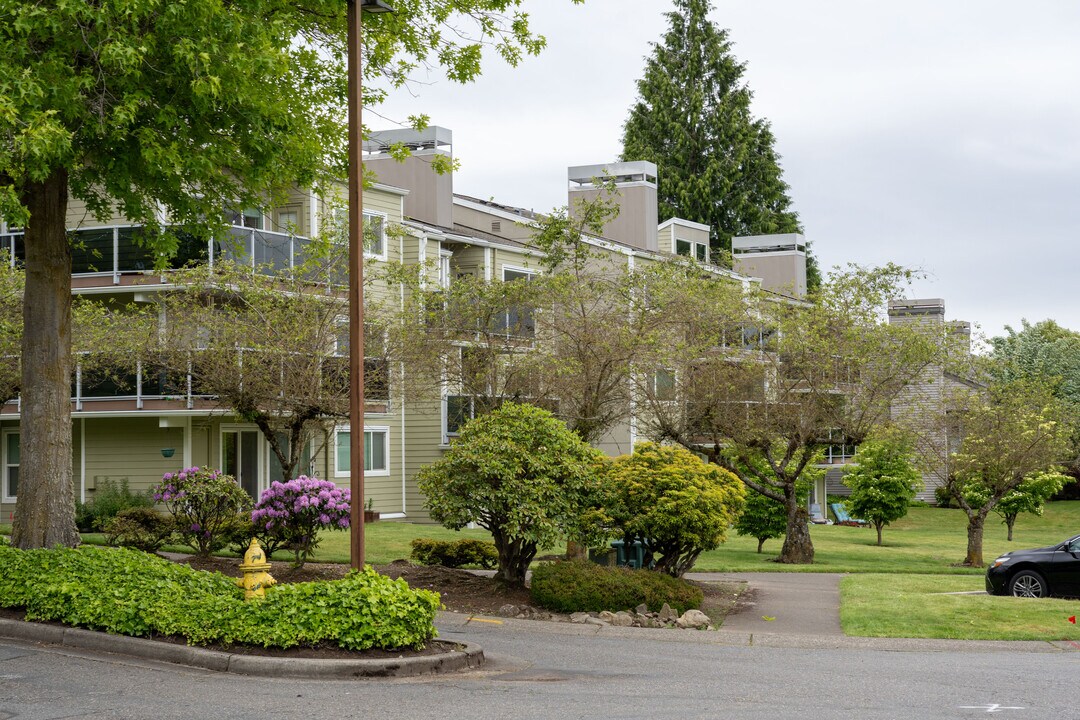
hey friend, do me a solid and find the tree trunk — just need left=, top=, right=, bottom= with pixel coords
left=565, top=539, right=587, bottom=560
left=12, top=168, right=80, bottom=550
left=875, top=522, right=884, bottom=546
left=778, top=494, right=814, bottom=564
left=1006, top=514, right=1016, bottom=542
left=964, top=511, right=987, bottom=567
left=756, top=537, right=765, bottom=553
left=493, top=532, right=535, bottom=586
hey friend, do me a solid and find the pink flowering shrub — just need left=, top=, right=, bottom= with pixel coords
left=252, top=476, right=351, bottom=567
left=152, top=467, right=252, bottom=557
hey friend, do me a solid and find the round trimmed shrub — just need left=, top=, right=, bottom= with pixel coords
left=152, top=466, right=252, bottom=557
left=605, top=442, right=745, bottom=577
left=530, top=559, right=703, bottom=614
left=102, top=507, right=174, bottom=553
left=410, top=538, right=498, bottom=569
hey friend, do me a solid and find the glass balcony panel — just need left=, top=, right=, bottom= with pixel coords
left=116, top=227, right=157, bottom=272
left=252, top=229, right=292, bottom=273
left=70, top=229, right=114, bottom=274
left=80, top=367, right=140, bottom=398
left=168, top=232, right=211, bottom=269
left=139, top=362, right=188, bottom=397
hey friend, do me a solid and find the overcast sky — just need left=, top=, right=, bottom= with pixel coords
left=377, top=0, right=1080, bottom=342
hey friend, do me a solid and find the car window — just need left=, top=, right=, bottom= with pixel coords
left=1068, top=538, right=1080, bottom=553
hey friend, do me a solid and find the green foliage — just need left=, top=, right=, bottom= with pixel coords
left=102, top=508, right=174, bottom=554
left=0, top=545, right=438, bottom=650
left=530, top=560, right=703, bottom=615
left=605, top=442, right=745, bottom=577
left=620, top=0, right=806, bottom=277
left=153, top=467, right=252, bottom=557
left=74, top=479, right=154, bottom=532
left=409, top=538, right=498, bottom=569
left=934, top=485, right=956, bottom=508
left=221, top=514, right=287, bottom=560
left=416, top=402, right=606, bottom=585
left=734, top=488, right=788, bottom=553
left=961, top=469, right=1073, bottom=541
left=842, top=438, right=922, bottom=545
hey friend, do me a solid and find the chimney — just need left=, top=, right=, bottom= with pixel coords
left=568, top=161, right=658, bottom=252
left=732, top=234, right=808, bottom=299
left=363, top=127, right=453, bottom=228
left=887, top=298, right=946, bottom=328
left=947, top=320, right=972, bottom=356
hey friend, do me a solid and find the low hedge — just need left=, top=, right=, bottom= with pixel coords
left=530, top=560, right=703, bottom=614
left=410, top=538, right=498, bottom=569
left=0, top=544, right=439, bottom=651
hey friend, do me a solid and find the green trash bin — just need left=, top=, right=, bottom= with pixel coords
left=611, top=539, right=647, bottom=569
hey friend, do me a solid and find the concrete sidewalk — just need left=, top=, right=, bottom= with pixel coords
left=688, top=572, right=844, bottom=636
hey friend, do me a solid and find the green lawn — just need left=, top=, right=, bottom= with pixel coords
left=691, top=501, right=1080, bottom=575
left=840, top=573, right=1080, bottom=641
left=7, top=500, right=1080, bottom=573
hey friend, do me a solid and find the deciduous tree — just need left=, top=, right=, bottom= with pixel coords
left=945, top=380, right=1073, bottom=566
left=638, top=264, right=939, bottom=564
left=1, top=0, right=571, bottom=548
left=842, top=436, right=922, bottom=546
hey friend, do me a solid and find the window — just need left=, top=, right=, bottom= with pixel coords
left=229, top=208, right=264, bottom=230
left=445, top=395, right=474, bottom=437
left=335, top=427, right=389, bottom=476
left=274, top=206, right=301, bottom=233
left=3, top=431, right=18, bottom=500
left=652, top=369, right=676, bottom=401
left=268, top=432, right=312, bottom=482
left=499, top=267, right=536, bottom=337
left=438, top=250, right=453, bottom=289
left=675, top=237, right=708, bottom=263
left=364, top=213, right=386, bottom=258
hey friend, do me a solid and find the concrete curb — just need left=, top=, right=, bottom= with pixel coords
left=436, top=611, right=1080, bottom=654
left=0, top=618, right=485, bottom=679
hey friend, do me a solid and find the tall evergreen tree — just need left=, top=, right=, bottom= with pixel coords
left=622, top=0, right=816, bottom=285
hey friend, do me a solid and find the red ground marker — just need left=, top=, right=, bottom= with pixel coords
left=1069, top=616, right=1076, bottom=624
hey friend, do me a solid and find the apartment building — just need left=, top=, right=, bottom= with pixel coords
left=1, top=126, right=822, bottom=523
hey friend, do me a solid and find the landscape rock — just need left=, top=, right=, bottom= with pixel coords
left=635, top=603, right=649, bottom=615
left=676, top=609, right=711, bottom=629
left=497, top=604, right=519, bottom=618
left=658, top=603, right=679, bottom=623
left=585, top=616, right=609, bottom=626
left=598, top=611, right=617, bottom=624
left=610, top=611, right=634, bottom=627
left=569, top=612, right=591, bottom=624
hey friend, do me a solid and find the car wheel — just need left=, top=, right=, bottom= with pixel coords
left=1009, top=570, right=1048, bottom=598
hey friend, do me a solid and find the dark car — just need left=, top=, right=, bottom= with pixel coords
left=985, top=534, right=1080, bottom=598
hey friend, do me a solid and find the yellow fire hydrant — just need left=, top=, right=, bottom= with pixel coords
left=236, top=538, right=276, bottom=600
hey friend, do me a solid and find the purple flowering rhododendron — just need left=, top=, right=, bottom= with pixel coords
left=252, top=476, right=351, bottom=568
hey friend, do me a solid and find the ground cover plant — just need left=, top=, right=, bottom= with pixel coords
left=530, top=560, right=703, bottom=614
left=840, top=573, right=1080, bottom=641
left=0, top=544, right=439, bottom=650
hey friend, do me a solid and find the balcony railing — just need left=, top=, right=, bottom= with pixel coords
left=1, top=224, right=314, bottom=282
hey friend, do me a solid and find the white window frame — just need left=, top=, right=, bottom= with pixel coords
left=363, top=211, right=388, bottom=261
left=438, top=249, right=453, bottom=289
left=334, top=426, right=390, bottom=478
left=2, top=430, right=18, bottom=503
left=500, top=264, right=537, bottom=336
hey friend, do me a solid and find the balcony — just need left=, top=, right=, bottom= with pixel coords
left=1, top=224, right=315, bottom=283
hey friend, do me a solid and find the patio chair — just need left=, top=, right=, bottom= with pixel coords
left=809, top=503, right=831, bottom=524
left=831, top=503, right=868, bottom=526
